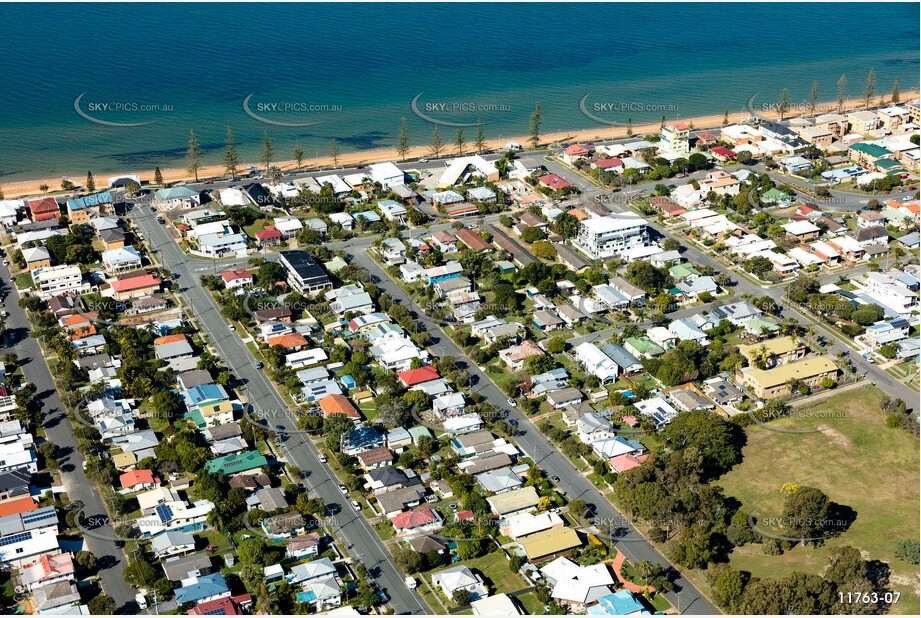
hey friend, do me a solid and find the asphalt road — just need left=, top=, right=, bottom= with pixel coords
left=1, top=265, right=138, bottom=611
left=129, top=207, right=431, bottom=616
left=349, top=249, right=720, bottom=615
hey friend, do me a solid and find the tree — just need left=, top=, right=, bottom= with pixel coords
left=520, top=226, right=546, bottom=243
left=836, top=74, right=848, bottom=113
left=238, top=537, right=269, bottom=565
left=712, top=568, right=749, bottom=610
left=223, top=126, right=240, bottom=178
left=330, top=138, right=340, bottom=167
left=0, top=185, right=3, bottom=200
left=187, top=129, right=202, bottom=181
left=429, top=126, right=444, bottom=158
left=396, top=116, right=410, bottom=161
left=626, top=117, right=633, bottom=136
left=662, top=410, right=744, bottom=479
left=776, top=89, right=790, bottom=120
left=454, top=126, right=465, bottom=155
left=74, top=550, right=97, bottom=573
left=568, top=499, right=587, bottom=518
left=894, top=539, right=920, bottom=564
left=474, top=117, right=485, bottom=152
left=722, top=110, right=729, bottom=125
left=393, top=547, right=423, bottom=573
left=261, top=130, right=274, bottom=173
left=782, top=485, right=830, bottom=540
left=546, top=337, right=566, bottom=354
left=85, top=171, right=95, bottom=192
left=808, top=80, right=820, bottom=114
left=293, top=143, right=304, bottom=170
left=862, top=68, right=875, bottom=109
left=88, top=595, right=115, bottom=615
left=531, top=240, right=556, bottom=260
left=154, top=166, right=163, bottom=185
left=528, top=101, right=543, bottom=147
left=891, top=76, right=901, bottom=103
left=452, top=590, right=471, bottom=606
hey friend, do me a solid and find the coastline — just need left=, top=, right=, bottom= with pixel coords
left=0, top=95, right=899, bottom=199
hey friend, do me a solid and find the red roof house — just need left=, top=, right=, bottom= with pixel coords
left=592, top=158, right=625, bottom=171
left=391, top=507, right=441, bottom=532
left=537, top=174, right=573, bottom=190
left=318, top=394, right=360, bottom=419
left=266, top=332, right=309, bottom=351
left=119, top=469, right=160, bottom=490
left=221, top=269, right=253, bottom=286
left=255, top=225, right=282, bottom=245
left=709, top=146, right=737, bottom=161
left=0, top=496, right=37, bottom=517
left=398, top=365, right=440, bottom=387
left=110, top=273, right=161, bottom=298
left=27, top=197, right=61, bottom=222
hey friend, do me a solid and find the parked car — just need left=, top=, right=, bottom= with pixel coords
left=339, top=484, right=348, bottom=495
left=351, top=500, right=362, bottom=511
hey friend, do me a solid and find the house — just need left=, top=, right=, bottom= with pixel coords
left=436, top=155, right=499, bottom=188
left=100, top=227, right=127, bottom=250
left=477, top=466, right=523, bottom=493
left=455, top=228, right=492, bottom=252
left=119, top=469, right=160, bottom=492
left=573, top=214, right=651, bottom=259
left=574, top=342, right=619, bottom=384
left=162, top=553, right=213, bottom=582
left=288, top=557, right=337, bottom=585
left=286, top=533, right=322, bottom=561
left=431, top=565, right=488, bottom=601
left=254, top=225, right=282, bottom=247
left=204, top=450, right=268, bottom=476
left=471, top=594, right=521, bottom=616
left=30, top=265, right=87, bottom=298
left=26, top=197, right=60, bottom=222
left=261, top=512, right=306, bottom=540
left=519, top=527, right=582, bottom=562
left=486, top=486, right=540, bottom=517
left=533, top=309, right=564, bottom=332
left=562, top=143, right=590, bottom=164
left=430, top=230, right=457, bottom=253
left=390, top=507, right=443, bottom=534
left=319, top=394, right=361, bottom=421
left=600, top=343, right=643, bottom=374
left=175, top=573, right=231, bottom=606
left=588, top=590, right=649, bottom=616
left=546, top=387, right=583, bottom=410
left=355, top=446, right=394, bottom=470
left=377, top=199, right=407, bottom=223
left=433, top=392, right=467, bottom=418
left=221, top=268, right=253, bottom=289
left=279, top=250, right=332, bottom=295
left=857, top=210, right=887, bottom=228
left=864, top=318, right=911, bottom=348
left=782, top=220, right=821, bottom=242
left=376, top=485, right=426, bottom=518
left=498, top=340, right=544, bottom=371
left=110, top=272, right=161, bottom=301
left=699, top=171, right=741, bottom=196
left=152, top=530, right=196, bottom=558
left=634, top=396, right=680, bottom=428
left=21, top=247, right=51, bottom=270
left=853, top=225, right=889, bottom=248
left=736, top=356, right=839, bottom=398
left=369, top=162, right=405, bottom=188
left=541, top=557, right=615, bottom=609
left=156, top=186, right=201, bottom=209
left=738, top=336, right=808, bottom=368
left=537, top=173, right=573, bottom=191
left=16, top=553, right=76, bottom=591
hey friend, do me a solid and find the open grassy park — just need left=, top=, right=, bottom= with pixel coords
left=717, top=385, right=920, bottom=614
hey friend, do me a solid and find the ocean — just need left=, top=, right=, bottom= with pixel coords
left=0, top=2, right=918, bottom=182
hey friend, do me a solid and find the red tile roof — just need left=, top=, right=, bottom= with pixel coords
left=27, top=197, right=60, bottom=221
left=267, top=332, right=309, bottom=349
left=0, top=496, right=37, bottom=517
left=110, top=273, right=161, bottom=293
left=391, top=507, right=438, bottom=530
left=319, top=394, right=360, bottom=418
left=356, top=446, right=394, bottom=467
left=593, top=158, right=624, bottom=169
left=154, top=333, right=188, bottom=346
left=537, top=174, right=573, bottom=190
left=187, top=597, right=246, bottom=616
left=255, top=225, right=282, bottom=240
left=710, top=146, right=737, bottom=158
left=398, top=365, right=440, bottom=386
left=221, top=269, right=253, bottom=283
left=119, top=469, right=159, bottom=489
left=564, top=144, right=589, bottom=156
left=455, top=228, right=491, bottom=252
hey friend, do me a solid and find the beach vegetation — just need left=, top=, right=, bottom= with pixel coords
left=429, top=126, right=444, bottom=158
left=224, top=125, right=240, bottom=178
left=187, top=129, right=202, bottom=181
left=528, top=101, right=542, bottom=147
left=293, top=143, right=304, bottom=169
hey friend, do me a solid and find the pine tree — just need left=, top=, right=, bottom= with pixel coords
left=836, top=74, right=848, bottom=113
left=223, top=126, right=240, bottom=179
left=777, top=88, right=790, bottom=120
left=862, top=68, right=875, bottom=109
left=261, top=131, right=274, bottom=174
left=154, top=166, right=163, bottom=185
left=293, top=144, right=304, bottom=170
left=808, top=81, right=819, bottom=114
left=528, top=102, right=543, bottom=147
left=891, top=76, right=901, bottom=104
left=455, top=127, right=465, bottom=155
left=397, top=117, right=410, bottom=161
left=474, top=117, right=485, bottom=153
left=429, top=126, right=444, bottom=158
left=722, top=110, right=729, bottom=125
left=330, top=138, right=340, bottom=167
left=86, top=171, right=95, bottom=192
left=627, top=118, right=633, bottom=137
left=186, top=129, right=202, bottom=182
left=0, top=185, right=4, bottom=200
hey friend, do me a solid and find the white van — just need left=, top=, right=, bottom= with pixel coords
left=404, top=576, right=417, bottom=590
left=135, top=593, right=148, bottom=610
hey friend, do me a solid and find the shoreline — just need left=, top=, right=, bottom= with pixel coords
left=0, top=95, right=903, bottom=199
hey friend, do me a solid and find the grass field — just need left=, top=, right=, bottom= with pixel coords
left=717, top=385, right=920, bottom=614
left=462, top=551, right=530, bottom=595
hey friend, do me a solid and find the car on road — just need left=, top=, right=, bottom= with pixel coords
left=551, top=475, right=561, bottom=483
left=507, top=398, right=517, bottom=407
left=150, top=206, right=156, bottom=212
left=318, top=454, right=327, bottom=463
left=339, top=484, right=348, bottom=494
left=508, top=418, right=519, bottom=427
left=228, top=324, right=235, bottom=331
left=253, top=361, right=263, bottom=369
left=275, top=424, right=285, bottom=431
left=351, top=500, right=362, bottom=511
left=418, top=158, right=428, bottom=163
left=1, top=260, right=7, bottom=266
left=204, top=179, right=214, bottom=184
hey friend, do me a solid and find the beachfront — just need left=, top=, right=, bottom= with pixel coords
left=0, top=96, right=891, bottom=199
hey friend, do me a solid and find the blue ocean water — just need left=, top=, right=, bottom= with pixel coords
left=0, top=2, right=917, bottom=181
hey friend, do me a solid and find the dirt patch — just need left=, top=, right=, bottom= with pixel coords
left=889, top=572, right=921, bottom=597
left=816, top=424, right=852, bottom=449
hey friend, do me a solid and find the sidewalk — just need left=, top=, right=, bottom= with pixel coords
left=608, top=552, right=653, bottom=595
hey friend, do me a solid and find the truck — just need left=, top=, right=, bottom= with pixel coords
left=135, top=593, right=148, bottom=610
left=404, top=575, right=417, bottom=590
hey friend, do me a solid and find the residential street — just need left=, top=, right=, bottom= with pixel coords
left=130, top=208, right=431, bottom=615
left=1, top=265, right=138, bottom=612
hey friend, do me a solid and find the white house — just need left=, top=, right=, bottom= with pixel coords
left=370, top=162, right=404, bottom=188
left=573, top=342, right=619, bottom=384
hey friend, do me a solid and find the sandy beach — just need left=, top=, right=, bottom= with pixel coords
left=0, top=96, right=898, bottom=199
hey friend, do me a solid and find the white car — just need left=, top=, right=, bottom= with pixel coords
left=228, top=324, right=235, bottom=331
left=339, top=484, right=348, bottom=495
left=351, top=500, right=362, bottom=511
left=507, top=398, right=517, bottom=407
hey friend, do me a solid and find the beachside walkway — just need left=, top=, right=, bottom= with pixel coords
left=608, top=552, right=654, bottom=595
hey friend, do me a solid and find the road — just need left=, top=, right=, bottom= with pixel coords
left=1, top=265, right=138, bottom=611
left=129, top=207, right=430, bottom=615
left=348, top=249, right=720, bottom=615
left=543, top=159, right=918, bottom=412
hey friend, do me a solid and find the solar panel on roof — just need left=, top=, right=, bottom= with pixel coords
left=0, top=531, right=32, bottom=547
left=155, top=504, right=174, bottom=523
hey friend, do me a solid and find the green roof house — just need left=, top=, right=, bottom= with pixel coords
left=624, top=336, right=665, bottom=359
left=205, top=450, right=268, bottom=475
